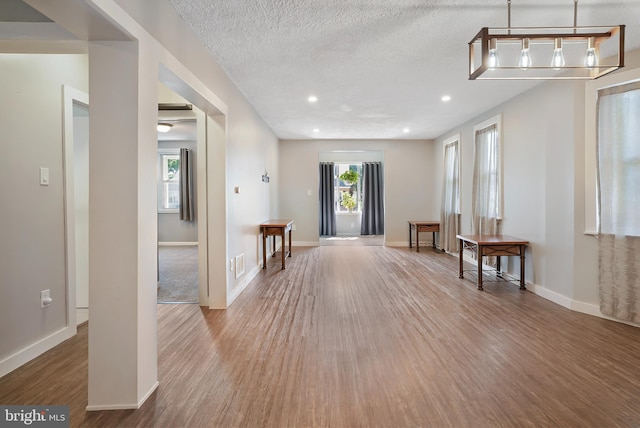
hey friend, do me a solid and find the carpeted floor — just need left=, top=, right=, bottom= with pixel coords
left=157, top=245, right=199, bottom=303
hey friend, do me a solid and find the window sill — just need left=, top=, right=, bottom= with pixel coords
left=337, top=212, right=361, bottom=216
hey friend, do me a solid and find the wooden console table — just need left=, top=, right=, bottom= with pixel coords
left=408, top=221, right=440, bottom=252
left=260, top=219, right=293, bottom=270
left=457, top=234, right=528, bottom=291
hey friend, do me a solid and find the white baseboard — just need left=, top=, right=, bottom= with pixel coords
left=158, top=242, right=198, bottom=246
left=0, top=326, right=76, bottom=378
left=529, top=284, right=573, bottom=309
left=77, top=308, right=89, bottom=325
left=293, top=241, right=320, bottom=247
left=384, top=241, right=408, bottom=247
left=86, top=381, right=159, bottom=411
left=227, top=264, right=261, bottom=306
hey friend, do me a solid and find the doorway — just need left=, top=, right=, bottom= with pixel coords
left=318, top=151, right=385, bottom=246
left=63, top=85, right=90, bottom=327
left=156, top=92, right=200, bottom=304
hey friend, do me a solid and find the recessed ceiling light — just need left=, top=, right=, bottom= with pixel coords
left=308, top=95, right=318, bottom=103
left=313, top=128, right=320, bottom=133
left=441, top=95, right=451, bottom=102
left=403, top=128, right=410, bottom=133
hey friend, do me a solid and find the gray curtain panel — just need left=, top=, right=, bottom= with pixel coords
left=319, top=162, right=336, bottom=236
left=599, top=234, right=640, bottom=323
left=179, top=148, right=195, bottom=222
left=360, top=162, right=384, bottom=235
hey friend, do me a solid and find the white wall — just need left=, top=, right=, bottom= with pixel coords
left=433, top=81, right=578, bottom=298
left=0, top=54, right=88, bottom=368
left=114, top=0, right=280, bottom=299
left=279, top=139, right=434, bottom=245
left=1, top=0, right=280, bottom=388
left=433, top=49, right=640, bottom=325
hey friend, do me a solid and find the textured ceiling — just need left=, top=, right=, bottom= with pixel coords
left=167, top=0, right=640, bottom=140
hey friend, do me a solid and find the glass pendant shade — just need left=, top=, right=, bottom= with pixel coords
left=551, top=38, right=566, bottom=69
left=488, top=38, right=499, bottom=70
left=518, top=39, right=532, bottom=69
left=585, top=37, right=598, bottom=68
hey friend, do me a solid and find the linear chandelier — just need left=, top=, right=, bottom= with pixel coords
left=469, top=0, right=625, bottom=80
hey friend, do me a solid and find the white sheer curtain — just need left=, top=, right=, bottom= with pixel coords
left=439, top=140, right=460, bottom=253
left=597, top=82, right=640, bottom=323
left=471, top=123, right=501, bottom=236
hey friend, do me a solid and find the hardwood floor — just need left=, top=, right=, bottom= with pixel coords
left=2, top=246, right=640, bottom=427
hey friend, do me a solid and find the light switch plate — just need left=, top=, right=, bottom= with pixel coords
left=40, top=167, right=49, bottom=186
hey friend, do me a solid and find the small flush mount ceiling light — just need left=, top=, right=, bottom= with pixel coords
left=403, top=128, right=410, bottom=133
left=157, top=123, right=173, bottom=133
left=308, top=95, right=318, bottom=103
left=469, top=0, right=624, bottom=80
left=313, top=128, right=320, bottom=133
left=441, top=95, right=451, bottom=102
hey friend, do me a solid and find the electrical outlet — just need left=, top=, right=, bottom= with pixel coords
left=41, top=289, right=52, bottom=308
left=292, top=224, right=297, bottom=231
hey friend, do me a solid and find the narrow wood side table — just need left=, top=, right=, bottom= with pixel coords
left=457, top=234, right=528, bottom=291
left=260, top=219, right=294, bottom=269
left=408, top=221, right=440, bottom=252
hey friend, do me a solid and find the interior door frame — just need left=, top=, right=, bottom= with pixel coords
left=62, top=84, right=89, bottom=329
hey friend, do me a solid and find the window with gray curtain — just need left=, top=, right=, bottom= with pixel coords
left=440, top=139, right=460, bottom=253
left=319, top=162, right=336, bottom=236
left=360, top=162, right=384, bottom=235
left=597, top=81, right=640, bottom=323
left=179, top=148, right=195, bottom=221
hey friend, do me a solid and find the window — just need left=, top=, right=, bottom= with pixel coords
left=334, top=163, right=362, bottom=213
left=472, top=114, right=502, bottom=235
left=440, top=135, right=460, bottom=252
left=597, top=82, right=640, bottom=236
left=584, top=67, right=640, bottom=234
left=158, top=149, right=180, bottom=212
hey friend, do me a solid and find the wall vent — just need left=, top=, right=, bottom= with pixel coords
left=235, top=254, right=245, bottom=278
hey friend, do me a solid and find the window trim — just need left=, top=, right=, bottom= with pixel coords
left=584, top=67, right=640, bottom=234
left=158, top=148, right=180, bottom=213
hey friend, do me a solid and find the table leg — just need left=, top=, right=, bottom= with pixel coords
left=288, top=229, right=292, bottom=258
left=432, top=231, right=436, bottom=249
left=271, top=236, right=276, bottom=257
left=262, top=230, right=266, bottom=269
left=281, top=231, right=285, bottom=269
left=477, top=245, right=484, bottom=290
left=496, top=255, right=502, bottom=278
left=416, top=229, right=420, bottom=252
left=520, top=246, right=526, bottom=290
left=409, top=224, right=413, bottom=248
left=458, top=239, right=464, bottom=279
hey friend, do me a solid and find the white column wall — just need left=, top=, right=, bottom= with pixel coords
left=87, top=40, right=158, bottom=409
